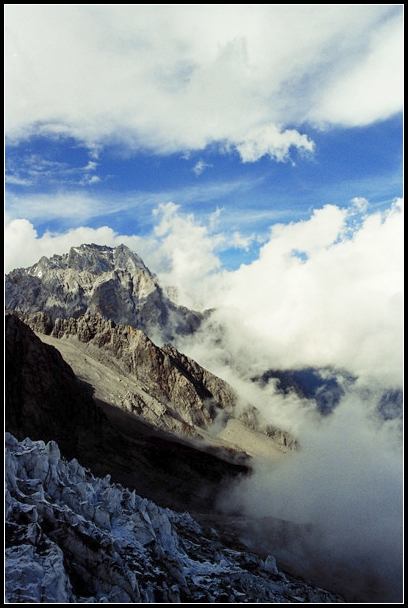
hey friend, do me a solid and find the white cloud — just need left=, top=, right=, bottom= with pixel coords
left=79, top=175, right=101, bottom=186
left=192, top=160, right=212, bottom=176
left=309, top=13, right=404, bottom=127
left=5, top=198, right=403, bottom=388
left=6, top=152, right=101, bottom=188
left=350, top=196, right=369, bottom=213
left=152, top=202, right=223, bottom=307
left=234, top=124, right=315, bottom=163
left=5, top=6, right=402, bottom=161
left=4, top=216, right=158, bottom=275
left=170, top=200, right=403, bottom=388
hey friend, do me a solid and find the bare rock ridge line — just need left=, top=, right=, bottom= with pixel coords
left=11, top=309, right=297, bottom=453
left=5, top=243, right=204, bottom=341
left=5, top=433, right=344, bottom=603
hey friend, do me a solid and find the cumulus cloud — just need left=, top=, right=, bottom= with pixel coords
left=4, top=218, right=147, bottom=272
left=5, top=198, right=403, bottom=388
left=234, top=124, right=315, bottom=163
left=217, top=203, right=401, bottom=386
left=151, top=202, right=222, bottom=306
left=5, top=5, right=402, bottom=160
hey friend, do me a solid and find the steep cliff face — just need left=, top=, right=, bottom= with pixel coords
left=5, top=433, right=344, bottom=604
left=51, top=315, right=235, bottom=430
left=5, top=243, right=203, bottom=341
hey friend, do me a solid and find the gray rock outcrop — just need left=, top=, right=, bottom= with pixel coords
left=5, top=433, right=344, bottom=603
left=5, top=243, right=203, bottom=341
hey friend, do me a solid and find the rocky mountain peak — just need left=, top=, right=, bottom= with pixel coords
left=5, top=244, right=204, bottom=341
left=26, top=244, right=149, bottom=277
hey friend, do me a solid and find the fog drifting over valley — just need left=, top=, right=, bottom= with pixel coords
left=167, top=198, right=403, bottom=602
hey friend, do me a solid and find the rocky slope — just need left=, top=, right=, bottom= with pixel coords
left=5, top=433, right=344, bottom=603
left=12, top=310, right=297, bottom=456
left=5, top=312, right=251, bottom=512
left=5, top=243, right=203, bottom=342
left=5, top=313, right=106, bottom=462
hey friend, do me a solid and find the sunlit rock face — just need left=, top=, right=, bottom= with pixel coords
left=9, top=309, right=297, bottom=458
left=5, top=433, right=344, bottom=604
left=5, top=243, right=203, bottom=341
left=5, top=312, right=252, bottom=512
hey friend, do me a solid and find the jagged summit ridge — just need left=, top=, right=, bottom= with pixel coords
left=30, top=243, right=150, bottom=276
left=5, top=243, right=203, bottom=340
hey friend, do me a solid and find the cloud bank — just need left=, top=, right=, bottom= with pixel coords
left=5, top=5, right=403, bottom=160
left=172, top=200, right=403, bottom=390
left=5, top=197, right=403, bottom=390
left=222, top=385, right=402, bottom=602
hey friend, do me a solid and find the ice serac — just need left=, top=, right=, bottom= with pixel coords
left=5, top=243, right=203, bottom=341
left=5, top=433, right=344, bottom=603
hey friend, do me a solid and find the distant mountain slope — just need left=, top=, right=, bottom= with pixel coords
left=5, top=243, right=203, bottom=341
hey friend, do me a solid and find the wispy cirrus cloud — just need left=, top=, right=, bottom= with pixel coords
left=6, top=152, right=101, bottom=188
left=6, top=176, right=260, bottom=225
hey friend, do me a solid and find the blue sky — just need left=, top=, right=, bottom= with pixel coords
left=5, top=5, right=403, bottom=269
left=5, top=115, right=402, bottom=270
left=4, top=5, right=403, bottom=384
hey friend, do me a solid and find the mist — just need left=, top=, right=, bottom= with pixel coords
left=164, top=199, right=403, bottom=602
left=212, top=383, right=402, bottom=601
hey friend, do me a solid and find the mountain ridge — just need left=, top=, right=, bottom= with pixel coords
left=5, top=311, right=251, bottom=512
left=5, top=243, right=204, bottom=342
left=9, top=309, right=297, bottom=456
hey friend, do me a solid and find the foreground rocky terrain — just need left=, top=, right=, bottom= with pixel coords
left=5, top=432, right=344, bottom=603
